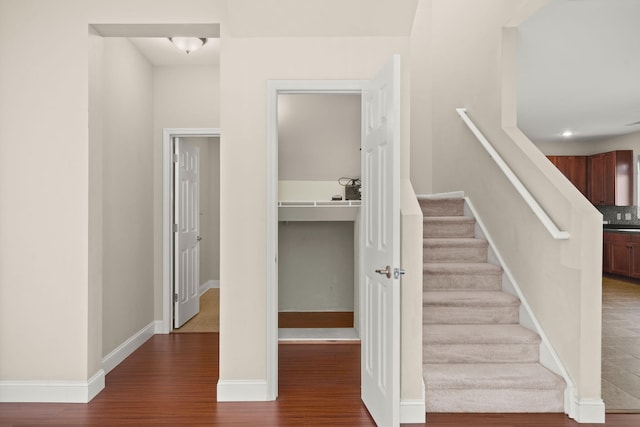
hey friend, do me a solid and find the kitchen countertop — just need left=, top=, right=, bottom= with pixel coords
left=603, top=224, right=640, bottom=233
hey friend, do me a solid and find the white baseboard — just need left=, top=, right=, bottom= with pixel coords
left=569, top=397, right=605, bottom=424
left=102, top=321, right=159, bottom=374
left=200, top=280, right=220, bottom=296
left=0, top=369, right=105, bottom=403
left=217, top=379, right=271, bottom=402
left=400, top=398, right=426, bottom=423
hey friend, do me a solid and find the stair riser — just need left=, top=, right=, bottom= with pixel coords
left=425, top=388, right=564, bottom=413
left=424, top=273, right=502, bottom=291
left=424, top=247, right=487, bottom=263
left=420, top=200, right=464, bottom=217
left=424, top=344, right=539, bottom=364
left=424, top=306, right=518, bottom=324
left=424, top=223, right=475, bottom=238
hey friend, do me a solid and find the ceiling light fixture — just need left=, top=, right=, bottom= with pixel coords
left=562, top=130, right=574, bottom=138
left=168, top=37, right=208, bottom=54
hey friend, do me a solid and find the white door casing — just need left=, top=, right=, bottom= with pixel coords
left=360, top=55, right=401, bottom=427
left=174, top=137, right=201, bottom=328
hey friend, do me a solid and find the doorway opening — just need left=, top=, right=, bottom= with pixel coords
left=266, top=80, right=365, bottom=400
left=162, top=128, right=221, bottom=333
left=277, top=93, right=362, bottom=342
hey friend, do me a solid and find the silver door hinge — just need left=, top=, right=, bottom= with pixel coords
left=173, top=153, right=179, bottom=163
left=174, top=293, right=178, bottom=303
left=173, top=224, right=178, bottom=232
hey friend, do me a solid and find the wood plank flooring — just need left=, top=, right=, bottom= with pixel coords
left=278, top=311, right=354, bottom=328
left=1, top=333, right=640, bottom=426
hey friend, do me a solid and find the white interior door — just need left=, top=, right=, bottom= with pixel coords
left=174, top=137, right=201, bottom=328
left=360, top=55, right=401, bottom=427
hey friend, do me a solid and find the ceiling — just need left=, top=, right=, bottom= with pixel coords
left=517, top=0, right=640, bottom=143
left=122, top=0, right=639, bottom=145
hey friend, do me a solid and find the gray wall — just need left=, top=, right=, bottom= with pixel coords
left=278, top=221, right=354, bottom=311
left=278, top=94, right=360, bottom=312
left=101, top=38, right=155, bottom=356
left=193, top=137, right=220, bottom=285
left=278, top=93, right=360, bottom=181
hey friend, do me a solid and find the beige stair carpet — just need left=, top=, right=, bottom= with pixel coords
left=420, top=196, right=565, bottom=413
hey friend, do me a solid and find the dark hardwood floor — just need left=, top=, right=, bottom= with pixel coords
left=1, top=333, right=639, bottom=426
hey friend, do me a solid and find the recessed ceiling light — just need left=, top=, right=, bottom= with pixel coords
left=562, top=130, right=573, bottom=138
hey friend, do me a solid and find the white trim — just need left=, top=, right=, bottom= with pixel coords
left=570, top=398, right=606, bottom=424
left=216, top=379, right=270, bottom=402
left=266, top=80, right=365, bottom=401
left=162, top=128, right=221, bottom=334
left=400, top=377, right=426, bottom=423
left=0, top=370, right=105, bottom=403
left=102, top=321, right=159, bottom=374
left=456, top=108, right=569, bottom=240
left=464, top=197, right=583, bottom=419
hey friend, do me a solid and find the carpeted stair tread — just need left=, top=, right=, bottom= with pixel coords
left=423, top=363, right=566, bottom=390
left=424, top=262, right=502, bottom=275
left=424, top=324, right=540, bottom=345
left=424, top=216, right=475, bottom=225
left=424, top=238, right=488, bottom=248
left=424, top=216, right=476, bottom=238
left=424, top=291, right=520, bottom=307
left=418, top=198, right=465, bottom=217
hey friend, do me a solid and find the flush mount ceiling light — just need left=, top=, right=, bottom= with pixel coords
left=168, top=37, right=208, bottom=54
left=562, top=130, right=574, bottom=138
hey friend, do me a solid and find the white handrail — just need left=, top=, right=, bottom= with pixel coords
left=456, top=108, right=570, bottom=240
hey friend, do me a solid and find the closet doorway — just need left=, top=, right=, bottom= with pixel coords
left=276, top=93, right=362, bottom=342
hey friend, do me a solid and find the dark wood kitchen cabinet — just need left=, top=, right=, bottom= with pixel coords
left=604, top=232, right=640, bottom=279
left=588, top=150, right=633, bottom=206
left=547, top=156, right=588, bottom=196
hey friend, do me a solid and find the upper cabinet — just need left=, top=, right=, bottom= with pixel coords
left=587, top=150, right=633, bottom=206
left=548, top=150, right=633, bottom=206
left=547, top=155, right=587, bottom=197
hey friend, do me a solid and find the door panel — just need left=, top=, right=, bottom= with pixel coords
left=174, top=138, right=201, bottom=328
left=361, top=55, right=401, bottom=427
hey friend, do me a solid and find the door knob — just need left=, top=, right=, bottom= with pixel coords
left=375, top=265, right=392, bottom=278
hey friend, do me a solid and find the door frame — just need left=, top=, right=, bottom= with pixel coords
left=266, top=80, right=365, bottom=399
left=162, top=128, right=221, bottom=334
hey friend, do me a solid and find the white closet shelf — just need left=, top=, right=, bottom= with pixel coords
left=278, top=200, right=361, bottom=221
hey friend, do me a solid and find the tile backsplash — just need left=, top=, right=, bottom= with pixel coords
left=597, top=205, right=640, bottom=225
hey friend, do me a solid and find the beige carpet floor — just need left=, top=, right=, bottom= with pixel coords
left=173, top=288, right=219, bottom=333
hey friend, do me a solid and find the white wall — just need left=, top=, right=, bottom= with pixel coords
left=0, top=0, right=226, bottom=393
left=428, top=0, right=603, bottom=418
left=0, top=1, right=92, bottom=382
left=218, top=34, right=423, bottom=404
left=101, top=37, right=155, bottom=356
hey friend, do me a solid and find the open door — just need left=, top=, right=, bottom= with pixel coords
left=174, top=137, right=201, bottom=328
left=360, top=55, right=401, bottom=427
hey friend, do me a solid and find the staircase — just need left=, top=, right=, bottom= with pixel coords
left=421, top=196, right=566, bottom=413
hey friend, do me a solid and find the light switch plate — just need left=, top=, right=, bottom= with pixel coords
left=625, top=213, right=632, bottom=220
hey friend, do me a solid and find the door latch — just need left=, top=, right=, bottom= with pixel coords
left=393, top=268, right=406, bottom=279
